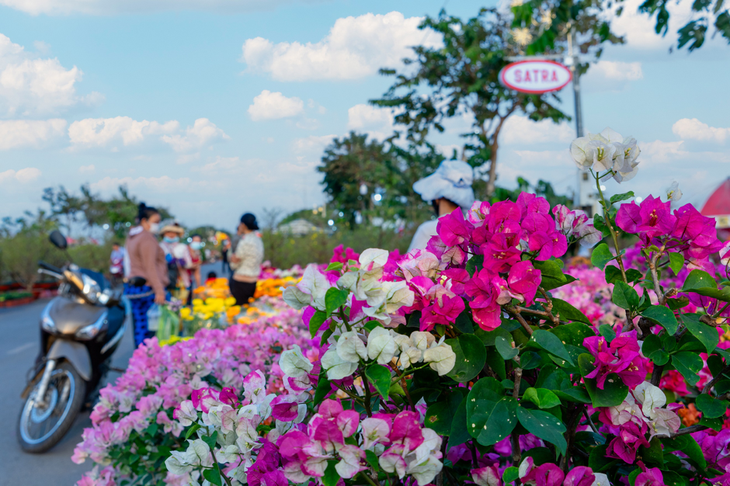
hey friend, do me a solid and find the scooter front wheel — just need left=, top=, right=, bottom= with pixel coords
left=17, top=361, right=86, bottom=453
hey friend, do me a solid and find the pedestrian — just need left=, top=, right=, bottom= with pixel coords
left=408, top=160, right=475, bottom=251
left=159, top=223, right=193, bottom=301
left=124, top=203, right=169, bottom=347
left=229, top=213, right=264, bottom=306
left=221, top=239, right=230, bottom=275
left=187, top=234, right=204, bottom=304
left=109, top=242, right=125, bottom=286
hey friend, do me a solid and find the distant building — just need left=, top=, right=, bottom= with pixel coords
left=276, top=219, right=319, bottom=236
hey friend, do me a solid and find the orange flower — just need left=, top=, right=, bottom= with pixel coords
left=678, top=403, right=700, bottom=427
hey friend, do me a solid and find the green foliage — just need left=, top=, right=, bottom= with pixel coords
left=634, top=0, right=730, bottom=51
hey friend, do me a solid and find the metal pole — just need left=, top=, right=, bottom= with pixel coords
left=568, top=28, right=592, bottom=212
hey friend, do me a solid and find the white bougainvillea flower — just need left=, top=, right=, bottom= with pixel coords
left=633, top=381, right=666, bottom=419
left=282, top=285, right=311, bottom=310
left=593, top=473, right=611, bottom=486
left=336, top=331, right=368, bottom=363
left=383, top=280, right=415, bottom=313
left=187, top=439, right=214, bottom=468
left=361, top=417, right=392, bottom=449
left=570, top=136, right=593, bottom=169
left=666, top=181, right=683, bottom=202
left=297, top=264, right=332, bottom=311
left=587, top=137, right=618, bottom=172
left=174, top=400, right=197, bottom=427
left=279, top=345, right=313, bottom=378
left=400, top=346, right=423, bottom=369
left=335, top=444, right=367, bottom=479
left=359, top=248, right=389, bottom=269
left=321, top=348, right=358, bottom=380
left=165, top=450, right=194, bottom=475
left=392, top=334, right=413, bottom=353
left=410, top=331, right=436, bottom=351
left=423, top=342, right=456, bottom=376
left=367, top=327, right=398, bottom=364
left=407, top=455, right=443, bottom=486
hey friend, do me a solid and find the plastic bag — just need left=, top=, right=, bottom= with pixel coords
left=156, top=305, right=180, bottom=342
left=147, top=304, right=161, bottom=332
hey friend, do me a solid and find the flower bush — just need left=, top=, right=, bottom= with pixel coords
left=77, top=128, right=730, bottom=486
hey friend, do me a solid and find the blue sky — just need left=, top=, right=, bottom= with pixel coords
left=0, top=0, right=728, bottom=231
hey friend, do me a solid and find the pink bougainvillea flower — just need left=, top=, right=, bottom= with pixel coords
left=270, top=395, right=302, bottom=422
left=481, top=233, right=522, bottom=273
left=471, top=464, right=502, bottom=486
left=659, top=370, right=689, bottom=396
left=616, top=195, right=676, bottom=242
left=519, top=457, right=565, bottom=486
left=389, top=411, right=424, bottom=453
left=467, top=200, right=491, bottom=226
left=606, top=421, right=650, bottom=463
left=437, top=208, right=472, bottom=247
left=464, top=268, right=502, bottom=331
left=583, top=331, right=649, bottom=390
left=563, top=466, right=595, bottom=486
left=397, top=249, right=440, bottom=282
left=634, top=464, right=664, bottom=486
left=330, top=244, right=360, bottom=264
left=517, top=192, right=551, bottom=217
left=487, top=200, right=522, bottom=235
left=420, top=292, right=465, bottom=331
left=507, top=261, right=542, bottom=306
left=361, top=416, right=392, bottom=449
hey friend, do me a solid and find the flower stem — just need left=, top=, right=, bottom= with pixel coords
left=506, top=305, right=534, bottom=336
left=511, top=365, right=523, bottom=465
left=593, top=170, right=628, bottom=284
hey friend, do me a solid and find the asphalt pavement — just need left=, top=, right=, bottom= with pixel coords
left=0, top=263, right=223, bottom=486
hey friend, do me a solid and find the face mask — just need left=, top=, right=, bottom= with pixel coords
left=163, top=236, right=179, bottom=244
left=190, top=242, right=204, bottom=250
left=149, top=223, right=160, bottom=234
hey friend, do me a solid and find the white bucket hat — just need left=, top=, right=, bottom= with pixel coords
left=413, top=159, right=475, bottom=209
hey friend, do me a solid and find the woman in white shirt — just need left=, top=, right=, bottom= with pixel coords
left=229, top=213, right=264, bottom=305
left=408, top=160, right=475, bottom=251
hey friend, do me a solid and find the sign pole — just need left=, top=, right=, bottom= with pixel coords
left=568, top=28, right=594, bottom=213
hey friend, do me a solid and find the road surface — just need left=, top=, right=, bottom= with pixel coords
left=0, top=298, right=135, bottom=486
left=0, top=263, right=221, bottom=486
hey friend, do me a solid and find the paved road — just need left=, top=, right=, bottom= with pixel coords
left=0, top=298, right=136, bottom=486
left=0, top=263, right=221, bottom=486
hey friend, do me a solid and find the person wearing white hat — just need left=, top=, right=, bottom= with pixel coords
left=408, top=159, right=475, bottom=251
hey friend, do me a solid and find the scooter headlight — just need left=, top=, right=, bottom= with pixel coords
left=81, top=273, right=101, bottom=304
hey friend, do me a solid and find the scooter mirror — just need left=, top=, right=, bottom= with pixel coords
left=49, top=230, right=68, bottom=250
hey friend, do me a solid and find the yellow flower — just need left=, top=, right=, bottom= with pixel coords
left=180, top=308, right=191, bottom=319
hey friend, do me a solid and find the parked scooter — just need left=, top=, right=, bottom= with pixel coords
left=17, top=230, right=128, bottom=453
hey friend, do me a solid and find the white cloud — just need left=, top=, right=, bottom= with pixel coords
left=0, top=119, right=66, bottom=149
left=0, top=34, right=98, bottom=116
left=0, top=0, right=324, bottom=15
left=248, top=90, right=304, bottom=121
left=582, top=61, right=643, bottom=92
left=610, top=0, right=693, bottom=50
left=68, top=116, right=178, bottom=148
left=347, top=103, right=395, bottom=140
left=639, top=140, right=688, bottom=164
left=672, top=118, right=729, bottom=143
left=500, top=117, right=575, bottom=145
left=79, top=164, right=95, bottom=173
left=293, top=134, right=336, bottom=154
left=241, top=11, right=442, bottom=81
left=161, top=118, right=229, bottom=152
left=0, top=167, right=41, bottom=184
left=90, top=175, right=192, bottom=193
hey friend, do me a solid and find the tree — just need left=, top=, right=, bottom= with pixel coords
left=493, top=176, right=573, bottom=207
left=0, top=211, right=61, bottom=291
left=632, top=0, right=729, bottom=51
left=318, top=132, right=395, bottom=228
left=373, top=7, right=623, bottom=199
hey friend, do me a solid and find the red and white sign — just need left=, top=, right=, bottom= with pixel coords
left=499, top=60, right=572, bottom=94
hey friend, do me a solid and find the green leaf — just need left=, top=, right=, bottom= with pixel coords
left=448, top=396, right=471, bottom=449
left=324, top=287, right=349, bottom=318
left=325, top=261, right=343, bottom=272
left=667, top=296, right=690, bottom=310
left=184, top=422, right=201, bottom=440
left=661, top=435, right=707, bottom=469
left=485, top=348, right=507, bottom=380
left=700, top=415, right=724, bottom=431
left=550, top=322, right=595, bottom=347
left=495, top=336, right=518, bottom=360
left=322, top=460, right=340, bottom=486
left=313, top=370, right=332, bottom=406
left=640, top=436, right=664, bottom=466
left=533, top=259, right=577, bottom=291
left=202, top=431, right=218, bottom=450
left=466, top=377, right=518, bottom=446
left=466, top=254, right=484, bottom=278
left=592, top=214, right=611, bottom=238
left=502, top=467, right=519, bottom=485
left=612, top=281, right=639, bottom=310
left=447, top=334, right=487, bottom=383
left=604, top=265, right=623, bottom=284
left=203, top=469, right=222, bottom=486
left=522, top=387, right=561, bottom=409
left=365, top=364, right=391, bottom=399
left=579, top=354, right=629, bottom=407
left=454, top=310, right=474, bottom=334
left=475, top=326, right=513, bottom=346
left=682, top=269, right=718, bottom=292
left=309, top=310, right=327, bottom=338
left=554, top=387, right=591, bottom=404
left=672, top=352, right=704, bottom=387
left=365, top=450, right=378, bottom=471
left=550, top=299, right=591, bottom=324
left=610, top=191, right=635, bottom=205
left=516, top=407, right=567, bottom=455
left=642, top=333, right=669, bottom=366
left=668, top=253, right=684, bottom=275
left=599, top=324, right=616, bottom=342
left=642, top=305, right=678, bottom=335
left=591, top=243, right=615, bottom=270
left=425, top=390, right=468, bottom=435
left=531, top=329, right=574, bottom=366
left=589, top=445, right=618, bottom=473
left=696, top=394, right=727, bottom=419
left=682, top=313, right=719, bottom=353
